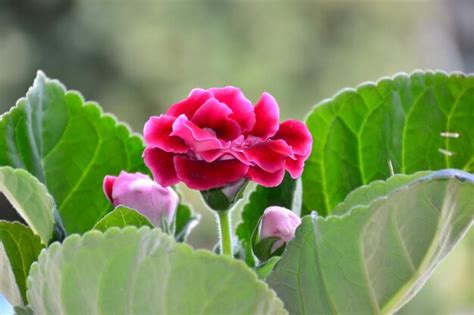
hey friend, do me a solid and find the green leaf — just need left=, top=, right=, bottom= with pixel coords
left=0, top=71, right=147, bottom=233
left=27, top=227, right=287, bottom=315
left=253, top=237, right=282, bottom=262
left=331, top=171, right=430, bottom=215
left=92, top=206, right=152, bottom=232
left=267, top=169, right=474, bottom=314
left=201, top=179, right=249, bottom=212
left=303, top=71, right=474, bottom=216
left=256, top=256, right=281, bottom=280
left=0, top=167, right=56, bottom=244
left=14, top=306, right=33, bottom=315
left=174, top=202, right=199, bottom=242
left=237, top=174, right=299, bottom=266
left=0, top=221, right=43, bottom=305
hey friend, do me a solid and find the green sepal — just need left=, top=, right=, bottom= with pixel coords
left=201, top=179, right=248, bottom=211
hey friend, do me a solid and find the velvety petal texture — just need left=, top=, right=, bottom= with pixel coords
left=143, top=86, right=312, bottom=190
left=174, top=156, right=249, bottom=190
left=102, top=171, right=179, bottom=226
left=250, top=92, right=280, bottom=139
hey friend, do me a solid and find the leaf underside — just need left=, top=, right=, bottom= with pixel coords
left=27, top=227, right=287, bottom=315
left=0, top=166, right=55, bottom=244
left=267, top=169, right=474, bottom=315
left=0, top=221, right=43, bottom=305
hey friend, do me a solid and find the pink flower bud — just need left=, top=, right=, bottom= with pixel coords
left=259, top=206, right=301, bottom=252
left=103, top=171, right=179, bottom=226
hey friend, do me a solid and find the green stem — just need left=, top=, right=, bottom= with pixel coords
left=217, top=211, right=233, bottom=256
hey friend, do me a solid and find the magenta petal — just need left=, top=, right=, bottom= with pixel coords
left=274, top=120, right=312, bottom=157
left=171, top=115, right=228, bottom=152
left=144, top=115, right=188, bottom=153
left=198, top=149, right=226, bottom=162
left=286, top=156, right=305, bottom=178
left=192, top=98, right=242, bottom=141
left=246, top=166, right=285, bottom=187
left=174, top=156, right=249, bottom=190
left=250, top=92, right=279, bottom=139
left=167, top=88, right=213, bottom=119
left=208, top=87, right=256, bottom=132
left=143, top=147, right=180, bottom=187
left=199, top=149, right=251, bottom=164
left=244, top=139, right=293, bottom=173
left=103, top=175, right=117, bottom=203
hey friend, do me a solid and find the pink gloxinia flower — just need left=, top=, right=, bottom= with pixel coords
left=143, top=87, right=312, bottom=190
left=103, top=171, right=179, bottom=226
left=259, top=206, right=301, bottom=252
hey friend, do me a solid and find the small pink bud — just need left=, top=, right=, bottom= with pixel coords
left=103, top=171, right=179, bottom=226
left=259, top=206, right=301, bottom=252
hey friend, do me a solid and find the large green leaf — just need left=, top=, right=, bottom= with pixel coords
left=27, top=227, right=287, bottom=315
left=0, top=221, right=43, bottom=305
left=237, top=174, right=300, bottom=266
left=0, top=72, right=147, bottom=233
left=92, top=206, right=153, bottom=232
left=0, top=167, right=55, bottom=244
left=331, top=171, right=430, bottom=215
left=303, top=71, right=474, bottom=216
left=267, top=169, right=474, bottom=314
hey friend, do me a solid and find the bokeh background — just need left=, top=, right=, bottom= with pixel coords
left=0, top=0, right=473, bottom=314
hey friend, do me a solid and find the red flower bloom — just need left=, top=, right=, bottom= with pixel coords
left=143, top=87, right=312, bottom=190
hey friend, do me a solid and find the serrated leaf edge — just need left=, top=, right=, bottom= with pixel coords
left=27, top=226, right=287, bottom=314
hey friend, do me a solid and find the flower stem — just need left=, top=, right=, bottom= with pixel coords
left=217, top=211, right=233, bottom=256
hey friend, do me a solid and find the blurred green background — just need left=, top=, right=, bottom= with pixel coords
left=0, top=0, right=472, bottom=314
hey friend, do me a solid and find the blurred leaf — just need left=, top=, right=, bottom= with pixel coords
left=0, top=72, right=148, bottom=233
left=0, top=221, right=43, bottom=305
left=174, top=202, right=199, bottom=242
left=267, top=169, right=474, bottom=314
left=93, top=206, right=152, bottom=232
left=303, top=71, right=474, bottom=216
left=14, top=305, right=33, bottom=315
left=0, top=167, right=56, bottom=244
left=331, top=171, right=430, bottom=215
left=236, top=174, right=299, bottom=267
left=27, top=227, right=287, bottom=315
left=256, top=256, right=281, bottom=280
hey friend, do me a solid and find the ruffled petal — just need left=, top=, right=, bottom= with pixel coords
left=171, top=115, right=228, bottom=152
left=191, top=98, right=242, bottom=141
left=250, top=92, right=279, bottom=139
left=174, top=156, right=249, bottom=190
left=144, top=115, right=188, bottom=153
left=285, top=156, right=305, bottom=178
left=208, top=86, right=256, bottom=132
left=166, top=88, right=213, bottom=119
left=273, top=120, right=312, bottom=157
left=244, top=139, right=293, bottom=173
left=143, top=147, right=180, bottom=187
left=246, top=166, right=285, bottom=187
left=103, top=175, right=117, bottom=203
left=199, top=148, right=251, bottom=165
